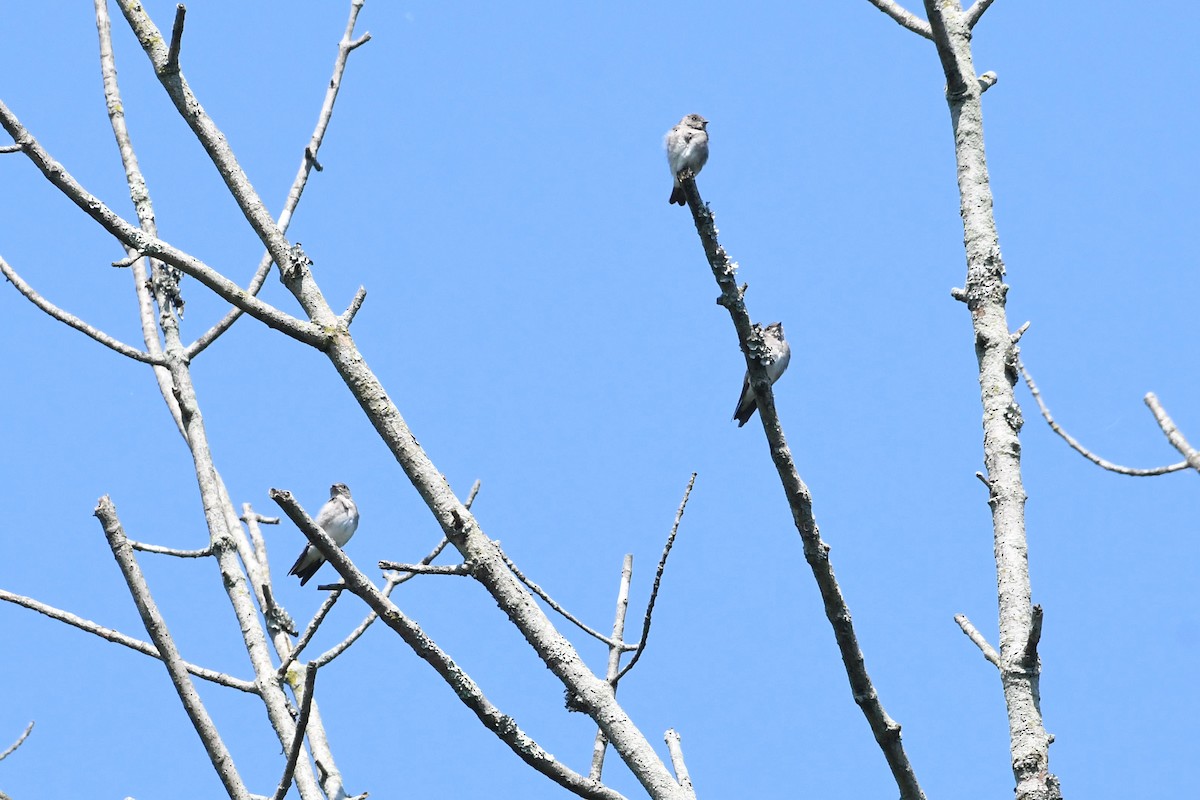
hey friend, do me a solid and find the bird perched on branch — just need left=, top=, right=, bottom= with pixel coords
left=733, top=322, right=791, bottom=427
left=665, top=113, right=709, bottom=205
left=288, top=483, right=359, bottom=586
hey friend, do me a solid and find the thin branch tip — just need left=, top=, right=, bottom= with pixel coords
left=165, top=4, right=187, bottom=73
left=866, top=0, right=933, bottom=39
left=954, top=613, right=1001, bottom=668
left=341, top=286, right=367, bottom=325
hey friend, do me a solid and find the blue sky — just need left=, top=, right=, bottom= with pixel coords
left=1, top=1, right=1197, bottom=798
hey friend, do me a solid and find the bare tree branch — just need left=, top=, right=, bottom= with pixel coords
left=864, top=0, right=933, bottom=39
left=0, top=588, right=257, bottom=692
left=1144, top=393, right=1200, bottom=474
left=95, top=496, right=252, bottom=800
left=591, top=554, right=634, bottom=781
left=920, top=2, right=1059, bottom=797
left=678, top=168, right=925, bottom=797
left=272, top=663, right=319, bottom=800
left=0, top=102, right=325, bottom=348
left=954, top=613, right=1001, bottom=668
left=0, top=253, right=166, bottom=365
left=128, top=539, right=212, bottom=557
left=0, top=722, right=34, bottom=763
left=616, top=473, right=696, bottom=684
left=113, top=1, right=683, bottom=790
left=277, top=590, right=343, bottom=680
left=339, top=286, right=367, bottom=327
left=964, top=0, right=997, bottom=28
left=376, top=561, right=471, bottom=576
left=270, top=489, right=630, bottom=800
left=498, top=548, right=633, bottom=651
left=242, top=504, right=279, bottom=570
left=164, top=4, right=186, bottom=73
left=90, top=13, right=331, bottom=794
left=663, top=730, right=696, bottom=800
left=313, top=480, right=479, bottom=669
left=1019, top=361, right=1187, bottom=476
left=185, top=0, right=371, bottom=359
left=94, top=0, right=186, bottom=438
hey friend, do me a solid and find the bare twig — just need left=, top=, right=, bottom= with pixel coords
left=110, top=251, right=143, bottom=267
left=0, top=254, right=166, bottom=365
left=1020, top=361, right=1188, bottom=476
left=497, top=549, right=633, bottom=651
left=128, top=539, right=212, bottom=557
left=0, top=588, right=257, bottom=692
left=277, top=590, right=343, bottom=680
left=340, top=286, right=367, bottom=326
left=242, top=503, right=279, bottom=570
left=1022, top=605, right=1043, bottom=670
left=1144, top=393, right=1200, bottom=473
left=964, top=0, right=997, bottom=28
left=864, top=0, right=933, bottom=38
left=164, top=4, right=186, bottom=73
left=272, top=663, right=319, bottom=800
left=184, top=0, right=372, bottom=359
left=0, top=722, right=34, bottom=762
left=616, top=473, right=696, bottom=683
left=0, top=143, right=22, bottom=154
left=314, top=481, right=480, bottom=668
left=270, top=489, right=628, bottom=800
left=663, top=730, right=697, bottom=800
left=954, top=613, right=1001, bottom=668
left=591, top=554, right=634, bottom=781
left=96, top=496, right=252, bottom=800
left=376, top=561, right=470, bottom=575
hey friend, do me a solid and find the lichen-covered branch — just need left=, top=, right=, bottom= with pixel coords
left=920, top=2, right=1059, bottom=797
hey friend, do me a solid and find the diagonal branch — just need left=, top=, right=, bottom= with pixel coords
left=964, top=0, right=997, bottom=29
left=0, top=587, right=257, bottom=693
left=678, top=175, right=925, bottom=800
left=277, top=590, right=343, bottom=680
left=1143, top=393, right=1200, bottom=474
left=0, top=253, right=166, bottom=365
left=185, top=0, right=371, bottom=359
left=270, top=489, right=630, bottom=800
left=663, top=730, right=697, bottom=800
left=116, top=3, right=682, bottom=792
left=616, top=473, right=696, bottom=684
left=272, top=662, right=319, bottom=800
left=312, top=480, right=478, bottom=669
left=0, top=722, right=34, bottom=763
left=954, top=613, right=1001, bottom=668
left=1020, top=360, right=1188, bottom=476
left=499, top=548, right=633, bottom=651
left=864, top=0, right=933, bottom=38
left=0, top=100, right=325, bottom=349
left=95, top=496, right=252, bottom=800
